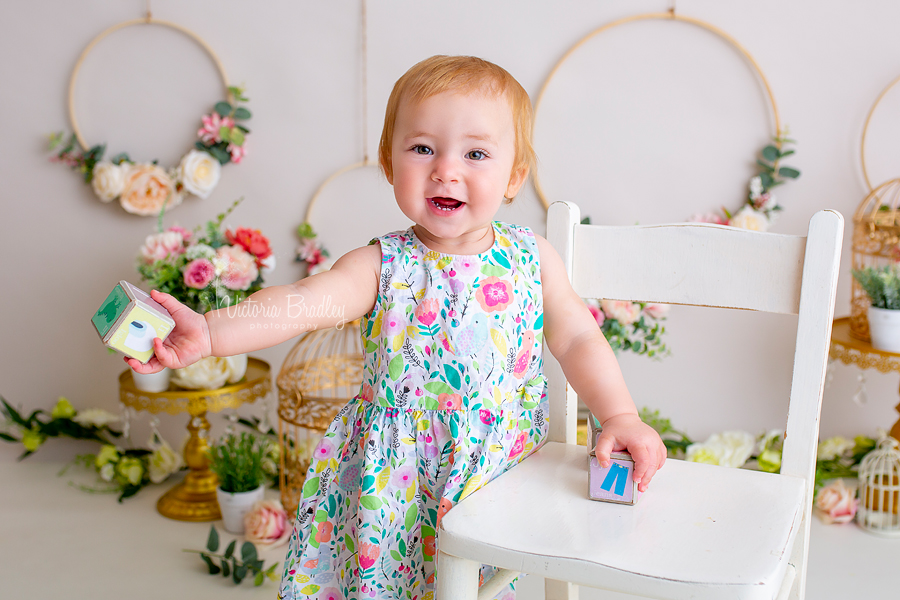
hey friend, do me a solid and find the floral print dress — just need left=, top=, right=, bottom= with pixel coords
left=280, top=221, right=548, bottom=600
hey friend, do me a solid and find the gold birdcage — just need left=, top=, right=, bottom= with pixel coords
left=850, top=178, right=900, bottom=341
left=857, top=436, right=900, bottom=536
left=277, top=322, right=364, bottom=518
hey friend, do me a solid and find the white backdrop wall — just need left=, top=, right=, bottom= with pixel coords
left=3, top=0, right=900, bottom=454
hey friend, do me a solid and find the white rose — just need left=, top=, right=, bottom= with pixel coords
left=178, top=150, right=221, bottom=199
left=686, top=430, right=755, bottom=468
left=260, top=254, right=276, bottom=273
left=817, top=436, right=855, bottom=461
left=72, top=409, right=120, bottom=428
left=223, top=354, right=248, bottom=383
left=148, top=439, right=183, bottom=484
left=171, top=354, right=247, bottom=390
left=729, top=206, right=769, bottom=232
left=91, top=161, right=126, bottom=201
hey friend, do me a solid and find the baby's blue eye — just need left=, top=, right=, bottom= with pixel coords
left=467, top=150, right=486, bottom=160
left=414, top=145, right=433, bottom=155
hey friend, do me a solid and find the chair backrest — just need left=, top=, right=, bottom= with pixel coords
left=543, top=201, right=843, bottom=538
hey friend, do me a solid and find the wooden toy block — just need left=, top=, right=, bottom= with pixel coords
left=91, top=281, right=174, bottom=364
left=587, top=413, right=640, bottom=505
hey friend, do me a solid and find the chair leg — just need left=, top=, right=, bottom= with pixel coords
left=545, top=579, right=578, bottom=600
left=435, top=550, right=480, bottom=600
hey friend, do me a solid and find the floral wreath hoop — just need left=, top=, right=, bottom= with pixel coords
left=52, top=16, right=251, bottom=216
left=860, top=73, right=900, bottom=193
left=532, top=11, right=800, bottom=231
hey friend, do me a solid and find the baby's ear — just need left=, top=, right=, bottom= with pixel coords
left=505, top=166, right=529, bottom=199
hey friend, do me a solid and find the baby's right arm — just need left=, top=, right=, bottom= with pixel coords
left=127, top=244, right=382, bottom=374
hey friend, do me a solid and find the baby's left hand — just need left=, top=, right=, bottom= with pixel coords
left=594, top=413, right=666, bottom=493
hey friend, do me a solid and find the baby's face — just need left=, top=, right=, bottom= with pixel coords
left=389, top=89, right=525, bottom=253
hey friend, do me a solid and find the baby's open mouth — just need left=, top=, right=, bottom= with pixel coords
left=429, top=197, right=463, bottom=211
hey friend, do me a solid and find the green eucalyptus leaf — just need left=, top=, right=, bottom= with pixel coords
left=219, top=125, right=232, bottom=143
left=255, top=571, right=265, bottom=586
left=761, top=145, right=779, bottom=161
left=224, top=539, right=236, bottom=559
left=230, top=129, right=245, bottom=146
left=778, top=166, right=801, bottom=179
left=234, top=107, right=252, bottom=120
left=215, top=101, right=233, bottom=117
left=241, top=541, right=258, bottom=563
left=201, top=553, right=221, bottom=575
left=221, top=559, right=231, bottom=577
left=206, top=525, right=220, bottom=552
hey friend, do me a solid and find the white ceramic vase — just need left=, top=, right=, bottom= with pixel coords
left=216, top=485, right=265, bottom=534
left=131, top=367, right=171, bottom=393
left=868, top=306, right=900, bottom=354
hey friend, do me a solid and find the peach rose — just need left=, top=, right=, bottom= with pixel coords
left=643, top=303, right=670, bottom=320
left=119, top=163, right=182, bottom=216
left=139, top=231, right=184, bottom=263
left=815, top=479, right=858, bottom=524
left=601, top=300, right=641, bottom=325
left=215, top=244, right=259, bottom=290
left=243, top=499, right=289, bottom=545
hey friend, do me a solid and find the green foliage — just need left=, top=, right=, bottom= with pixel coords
left=814, top=436, right=877, bottom=490
left=207, top=432, right=267, bottom=493
left=184, top=525, right=279, bottom=586
left=600, top=309, right=670, bottom=359
left=638, top=407, right=692, bottom=456
left=852, top=265, right=900, bottom=309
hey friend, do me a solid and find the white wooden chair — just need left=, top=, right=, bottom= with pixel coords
left=436, top=202, right=843, bottom=600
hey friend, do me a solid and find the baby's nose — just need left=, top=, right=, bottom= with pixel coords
left=431, top=157, right=460, bottom=184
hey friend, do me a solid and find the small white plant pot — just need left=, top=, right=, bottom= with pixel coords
left=868, top=306, right=900, bottom=354
left=216, top=485, right=265, bottom=534
left=131, top=367, right=170, bottom=393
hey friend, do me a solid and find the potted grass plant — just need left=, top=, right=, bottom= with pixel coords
left=853, top=264, right=900, bottom=353
left=208, top=432, right=268, bottom=534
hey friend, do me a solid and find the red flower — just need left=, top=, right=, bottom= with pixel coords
left=226, top=227, right=272, bottom=263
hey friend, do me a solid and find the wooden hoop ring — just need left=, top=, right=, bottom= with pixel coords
left=304, top=161, right=382, bottom=224
left=68, top=17, right=231, bottom=151
left=860, top=73, right=900, bottom=192
left=532, top=12, right=781, bottom=209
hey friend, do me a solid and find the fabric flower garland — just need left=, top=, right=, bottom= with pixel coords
left=49, top=86, right=251, bottom=216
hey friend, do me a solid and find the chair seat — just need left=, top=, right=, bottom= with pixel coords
left=439, top=442, right=806, bottom=600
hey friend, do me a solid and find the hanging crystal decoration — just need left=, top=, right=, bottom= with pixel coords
left=120, top=404, right=135, bottom=440
left=852, top=370, right=869, bottom=406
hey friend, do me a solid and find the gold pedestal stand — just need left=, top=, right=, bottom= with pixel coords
left=830, top=318, right=900, bottom=441
left=118, top=358, right=272, bottom=521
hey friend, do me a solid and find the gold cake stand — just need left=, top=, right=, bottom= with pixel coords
left=830, top=317, right=900, bottom=441
left=118, top=358, right=271, bottom=521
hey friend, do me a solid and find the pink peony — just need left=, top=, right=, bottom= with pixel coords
left=297, top=238, right=324, bottom=266
left=197, top=113, right=234, bottom=144
left=216, top=245, right=259, bottom=290
left=601, top=300, right=641, bottom=325
left=243, top=499, right=289, bottom=545
left=815, top=479, right=858, bottom=524
left=228, top=143, right=247, bottom=164
left=183, top=258, right=216, bottom=289
left=140, top=231, right=185, bottom=263
left=643, top=303, right=670, bottom=320
left=166, top=225, right=192, bottom=243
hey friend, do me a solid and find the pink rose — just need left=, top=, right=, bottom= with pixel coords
left=643, top=303, right=669, bottom=320
left=475, top=277, right=513, bottom=312
left=587, top=304, right=605, bottom=327
left=166, top=225, right=192, bottom=243
left=139, top=231, right=185, bottom=263
left=243, top=499, right=289, bottom=545
left=216, top=245, right=259, bottom=290
left=601, top=300, right=641, bottom=325
left=415, top=299, right=439, bottom=327
left=197, top=113, right=234, bottom=144
left=815, top=479, right=858, bottom=524
left=183, top=258, right=215, bottom=289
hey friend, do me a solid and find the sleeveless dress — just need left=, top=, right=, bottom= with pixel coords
left=279, top=221, right=549, bottom=600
